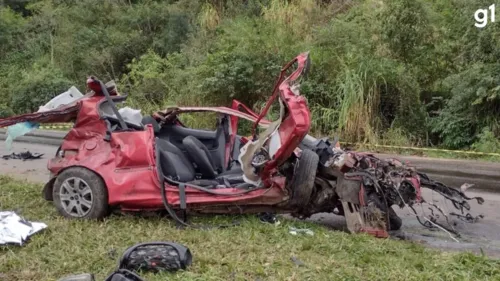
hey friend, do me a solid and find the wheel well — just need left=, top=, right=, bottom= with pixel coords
left=43, top=177, right=56, bottom=201
left=43, top=166, right=107, bottom=202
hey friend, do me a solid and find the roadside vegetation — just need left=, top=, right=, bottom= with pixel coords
left=1, top=175, right=500, bottom=281
left=1, top=0, right=499, bottom=153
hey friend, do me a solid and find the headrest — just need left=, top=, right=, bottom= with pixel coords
left=142, top=115, right=160, bottom=133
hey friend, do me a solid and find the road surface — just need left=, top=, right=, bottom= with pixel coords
left=2, top=141, right=500, bottom=257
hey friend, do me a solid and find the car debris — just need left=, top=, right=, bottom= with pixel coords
left=4, top=86, right=85, bottom=150
left=57, top=242, right=192, bottom=281
left=289, top=227, right=314, bottom=236
left=290, top=256, right=306, bottom=267
left=2, top=151, right=44, bottom=160
left=259, top=212, right=280, bottom=225
left=324, top=149, right=485, bottom=239
left=0, top=211, right=47, bottom=246
left=4, top=122, right=40, bottom=150
left=0, top=52, right=484, bottom=239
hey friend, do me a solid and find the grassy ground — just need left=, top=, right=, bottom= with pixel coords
left=1, top=176, right=500, bottom=281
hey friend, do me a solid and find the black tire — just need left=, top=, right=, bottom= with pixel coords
left=388, top=206, right=403, bottom=231
left=288, top=149, right=319, bottom=209
left=53, top=167, right=109, bottom=219
left=367, top=192, right=402, bottom=231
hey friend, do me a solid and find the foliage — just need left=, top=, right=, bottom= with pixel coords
left=10, top=63, right=73, bottom=114
left=432, top=63, right=500, bottom=149
left=473, top=128, right=500, bottom=154
left=0, top=0, right=499, bottom=153
left=381, top=0, right=432, bottom=64
left=0, top=104, right=14, bottom=118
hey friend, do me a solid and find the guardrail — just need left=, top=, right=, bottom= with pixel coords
left=39, top=123, right=73, bottom=130
left=0, top=128, right=66, bottom=146
left=0, top=128, right=499, bottom=191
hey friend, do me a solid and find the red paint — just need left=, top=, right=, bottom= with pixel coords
left=254, top=52, right=311, bottom=181
left=0, top=54, right=313, bottom=213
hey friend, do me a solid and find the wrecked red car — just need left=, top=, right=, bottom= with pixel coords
left=0, top=52, right=483, bottom=238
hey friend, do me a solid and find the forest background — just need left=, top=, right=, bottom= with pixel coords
left=1, top=0, right=499, bottom=153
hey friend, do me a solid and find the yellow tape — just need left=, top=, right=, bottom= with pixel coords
left=40, top=126, right=72, bottom=129
left=40, top=123, right=73, bottom=129
left=343, top=142, right=500, bottom=157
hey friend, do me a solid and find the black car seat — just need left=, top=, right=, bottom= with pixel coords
left=156, top=138, right=248, bottom=189
left=156, top=115, right=229, bottom=173
left=182, top=136, right=218, bottom=179
left=182, top=135, right=248, bottom=184
left=156, top=138, right=195, bottom=182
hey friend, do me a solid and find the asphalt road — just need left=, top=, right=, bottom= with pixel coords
left=2, top=141, right=500, bottom=257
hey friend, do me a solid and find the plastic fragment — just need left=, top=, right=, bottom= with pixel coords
left=0, top=211, right=47, bottom=246
left=289, top=227, right=314, bottom=236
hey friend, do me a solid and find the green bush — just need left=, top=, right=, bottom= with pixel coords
left=472, top=128, right=500, bottom=154
left=432, top=63, right=500, bottom=149
left=10, top=64, right=73, bottom=114
left=0, top=104, right=14, bottom=118
left=0, top=0, right=499, bottom=153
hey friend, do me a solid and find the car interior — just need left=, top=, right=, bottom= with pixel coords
left=142, top=115, right=252, bottom=189
left=99, top=97, right=253, bottom=189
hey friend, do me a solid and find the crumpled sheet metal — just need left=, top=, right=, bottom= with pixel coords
left=0, top=211, right=47, bottom=245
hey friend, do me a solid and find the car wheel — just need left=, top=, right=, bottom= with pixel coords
left=367, top=192, right=402, bottom=231
left=288, top=149, right=319, bottom=209
left=387, top=206, right=402, bottom=231
left=52, top=167, right=109, bottom=219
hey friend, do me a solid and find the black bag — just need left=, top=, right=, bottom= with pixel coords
left=58, top=242, right=192, bottom=281
left=117, top=241, right=193, bottom=273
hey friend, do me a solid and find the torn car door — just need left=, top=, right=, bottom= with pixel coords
left=238, top=52, right=312, bottom=185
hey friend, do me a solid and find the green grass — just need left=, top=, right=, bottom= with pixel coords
left=1, top=176, right=500, bottom=281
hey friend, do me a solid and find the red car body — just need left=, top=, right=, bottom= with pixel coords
left=0, top=53, right=313, bottom=213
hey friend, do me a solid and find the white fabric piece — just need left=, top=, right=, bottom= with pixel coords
left=38, top=86, right=84, bottom=112
left=0, top=211, right=47, bottom=246
left=119, top=107, right=143, bottom=127
left=101, top=105, right=143, bottom=128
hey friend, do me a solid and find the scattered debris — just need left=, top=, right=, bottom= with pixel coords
left=58, top=242, right=192, bottom=281
left=57, top=273, right=96, bottom=281
left=290, top=256, right=305, bottom=267
left=108, top=248, right=118, bottom=259
left=330, top=150, right=485, bottom=239
left=2, top=151, right=44, bottom=160
left=120, top=242, right=192, bottom=273
left=4, top=122, right=40, bottom=150
left=259, top=212, right=280, bottom=225
left=0, top=211, right=47, bottom=245
left=460, top=183, right=474, bottom=193
left=289, top=227, right=314, bottom=236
